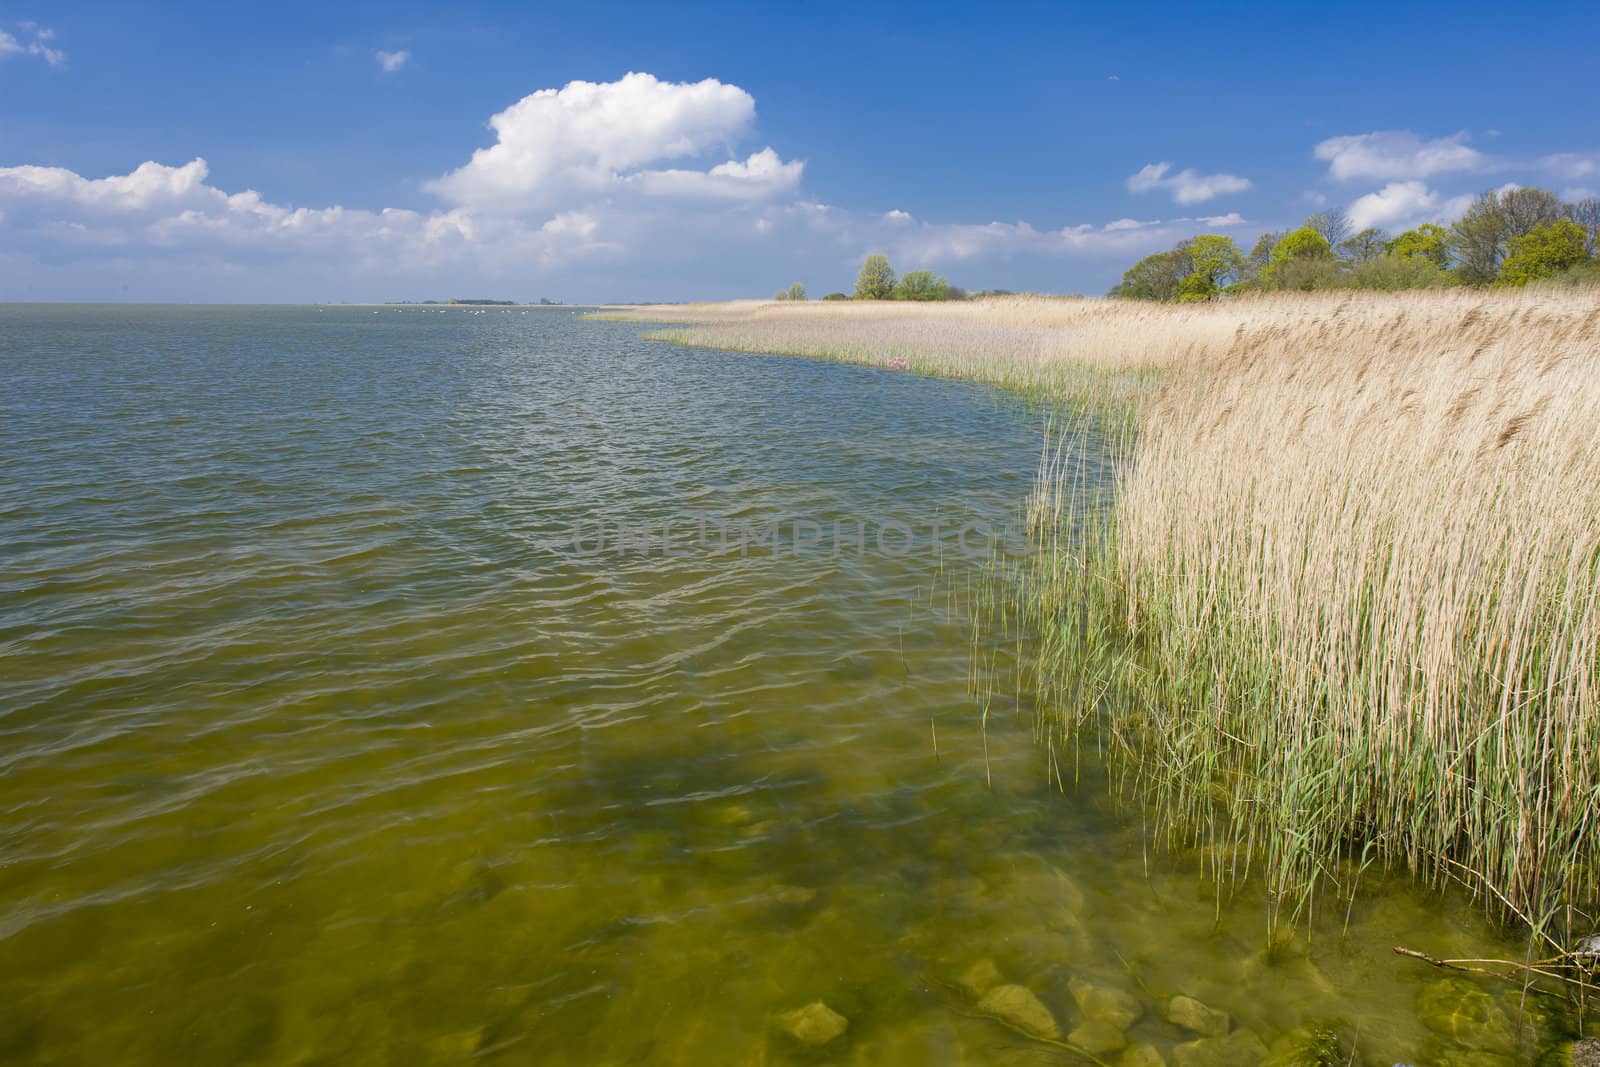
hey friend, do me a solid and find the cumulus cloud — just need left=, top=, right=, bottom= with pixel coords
left=1344, top=180, right=1476, bottom=232
left=0, top=23, right=65, bottom=65
left=1127, top=162, right=1251, bottom=204
left=0, top=157, right=606, bottom=275
left=375, top=49, right=410, bottom=73
left=426, top=72, right=801, bottom=211
left=626, top=147, right=803, bottom=200
left=1314, top=130, right=1484, bottom=181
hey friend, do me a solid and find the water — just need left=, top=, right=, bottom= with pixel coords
left=0, top=305, right=1571, bottom=1064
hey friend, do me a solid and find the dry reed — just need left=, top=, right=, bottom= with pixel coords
left=606, top=289, right=1600, bottom=947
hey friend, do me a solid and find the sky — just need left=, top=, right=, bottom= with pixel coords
left=2, top=0, right=1598, bottom=303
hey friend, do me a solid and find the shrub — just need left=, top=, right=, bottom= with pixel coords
left=893, top=269, right=951, bottom=301
left=1345, top=253, right=1456, bottom=290
left=1498, top=219, right=1590, bottom=286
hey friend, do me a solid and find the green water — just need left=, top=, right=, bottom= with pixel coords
left=0, top=305, right=1572, bottom=1065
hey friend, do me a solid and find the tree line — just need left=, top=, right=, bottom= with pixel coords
left=774, top=254, right=1002, bottom=302
left=1111, top=186, right=1600, bottom=301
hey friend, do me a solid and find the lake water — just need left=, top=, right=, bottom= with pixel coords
left=0, top=305, right=1574, bottom=1064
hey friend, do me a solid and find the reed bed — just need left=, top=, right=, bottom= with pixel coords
left=609, top=290, right=1600, bottom=950
left=617, top=296, right=1245, bottom=426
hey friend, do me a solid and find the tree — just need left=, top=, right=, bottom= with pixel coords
left=821, top=292, right=851, bottom=301
left=893, top=269, right=951, bottom=301
left=1450, top=187, right=1565, bottom=284
left=1385, top=223, right=1451, bottom=269
left=1338, top=227, right=1387, bottom=264
left=854, top=254, right=896, bottom=299
left=1568, top=197, right=1600, bottom=257
left=1237, top=231, right=1282, bottom=289
left=1179, top=235, right=1244, bottom=301
left=786, top=282, right=807, bottom=301
left=1111, top=247, right=1190, bottom=301
left=1265, top=227, right=1337, bottom=289
left=1273, top=227, right=1334, bottom=262
left=1498, top=219, right=1591, bottom=286
left=1305, top=208, right=1351, bottom=250
left=1110, top=235, right=1242, bottom=302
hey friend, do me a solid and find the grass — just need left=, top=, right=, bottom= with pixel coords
left=603, top=289, right=1600, bottom=956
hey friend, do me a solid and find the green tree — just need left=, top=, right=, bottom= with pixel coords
left=1178, top=235, right=1244, bottom=301
left=1385, top=223, right=1451, bottom=269
left=1265, top=227, right=1337, bottom=289
left=854, top=254, right=896, bottom=300
left=893, top=270, right=951, bottom=301
left=786, top=282, right=807, bottom=301
left=1450, top=187, right=1564, bottom=284
left=821, top=292, right=851, bottom=301
left=1498, top=219, right=1591, bottom=286
left=1110, top=235, right=1241, bottom=302
left=1338, top=227, right=1387, bottom=264
left=1111, top=247, right=1190, bottom=301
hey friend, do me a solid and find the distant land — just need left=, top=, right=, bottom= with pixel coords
left=381, top=297, right=564, bottom=306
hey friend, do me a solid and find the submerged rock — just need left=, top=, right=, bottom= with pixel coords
left=1416, top=978, right=1517, bottom=1055
left=1070, top=977, right=1144, bottom=1029
left=1172, top=1027, right=1268, bottom=1067
left=1069, top=1019, right=1128, bottom=1055
left=1118, top=1044, right=1168, bottom=1067
left=1543, top=1038, right=1600, bottom=1067
left=1165, top=995, right=1230, bottom=1037
left=430, top=1027, right=486, bottom=1060
left=775, top=1001, right=849, bottom=1047
left=976, top=984, right=1061, bottom=1040
left=1261, top=1024, right=1343, bottom=1067
left=955, top=958, right=1003, bottom=999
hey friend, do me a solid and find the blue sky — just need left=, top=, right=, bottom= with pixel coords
left=2, top=0, right=1598, bottom=302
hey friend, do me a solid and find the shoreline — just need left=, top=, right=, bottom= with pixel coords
left=605, top=290, right=1600, bottom=991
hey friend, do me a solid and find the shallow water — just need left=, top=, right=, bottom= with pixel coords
left=0, top=305, right=1572, bottom=1065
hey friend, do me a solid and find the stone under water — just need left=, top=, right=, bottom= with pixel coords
left=774, top=1001, right=849, bottom=1046
left=976, top=984, right=1060, bottom=1040
left=1165, top=994, right=1230, bottom=1037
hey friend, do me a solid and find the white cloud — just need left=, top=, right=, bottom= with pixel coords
left=1539, top=153, right=1600, bottom=181
left=1127, top=162, right=1251, bottom=204
left=0, top=157, right=605, bottom=273
left=1314, top=130, right=1483, bottom=182
left=426, top=72, right=801, bottom=211
left=0, top=158, right=215, bottom=212
left=869, top=210, right=1247, bottom=266
left=375, top=49, right=410, bottom=73
left=0, top=23, right=65, bottom=65
left=1344, top=180, right=1475, bottom=232
left=626, top=147, right=803, bottom=200
left=883, top=209, right=913, bottom=222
